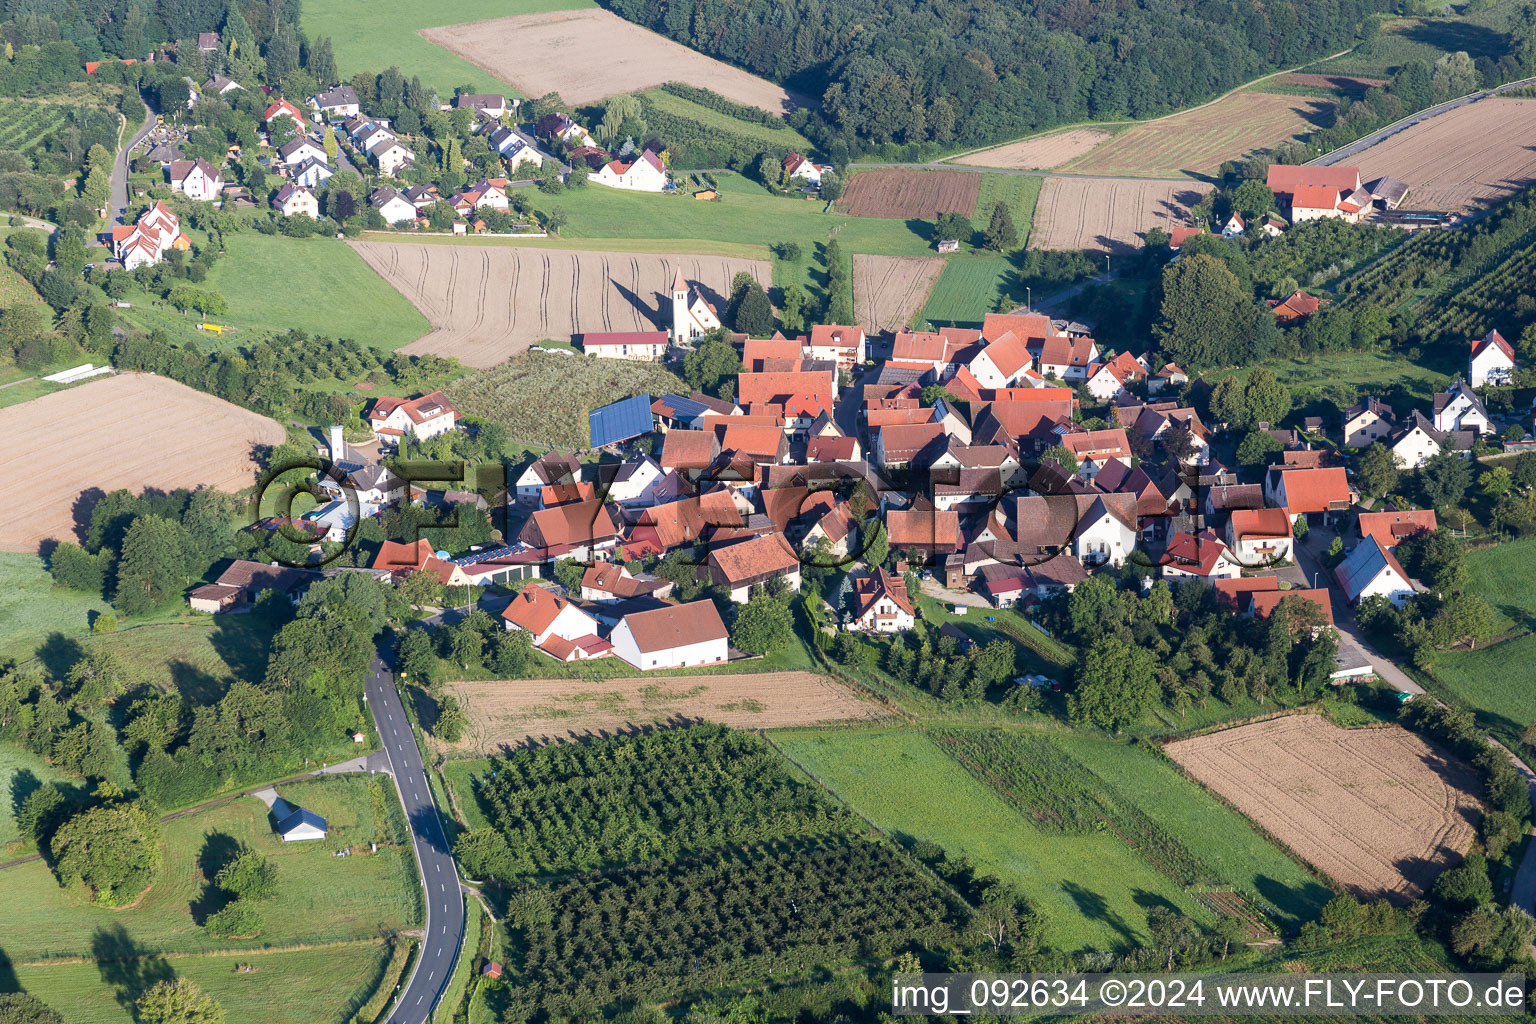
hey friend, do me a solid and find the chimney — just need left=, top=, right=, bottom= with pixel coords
left=329, top=425, right=345, bottom=462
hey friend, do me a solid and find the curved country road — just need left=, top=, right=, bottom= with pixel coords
left=110, top=93, right=156, bottom=225
left=366, top=643, right=466, bottom=1024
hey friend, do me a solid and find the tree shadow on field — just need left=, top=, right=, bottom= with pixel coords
left=92, top=925, right=175, bottom=1013
left=35, top=631, right=85, bottom=680
left=611, top=281, right=665, bottom=329
left=190, top=831, right=242, bottom=925
left=1255, top=873, right=1334, bottom=926
left=1397, top=19, right=1507, bottom=62
left=1061, top=881, right=1136, bottom=948
left=167, top=659, right=230, bottom=707
left=69, top=487, right=106, bottom=546
left=1131, top=888, right=1179, bottom=916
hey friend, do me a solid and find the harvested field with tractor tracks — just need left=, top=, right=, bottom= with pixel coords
left=955, top=129, right=1112, bottom=170
left=1166, top=715, right=1480, bottom=902
left=840, top=170, right=981, bottom=219
left=351, top=241, right=770, bottom=368
left=0, top=373, right=285, bottom=552
left=853, top=254, right=946, bottom=334
left=420, top=9, right=799, bottom=112
left=439, top=671, right=883, bottom=751
left=1031, top=176, right=1213, bottom=253
left=1352, top=97, right=1536, bottom=214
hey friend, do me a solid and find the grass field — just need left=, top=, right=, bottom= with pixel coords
left=1050, top=734, right=1332, bottom=925
left=2, top=774, right=419, bottom=962
left=521, top=171, right=938, bottom=294
left=919, top=256, right=1014, bottom=327
left=0, top=553, right=113, bottom=662
left=65, top=618, right=269, bottom=705
left=115, top=234, right=429, bottom=353
left=1427, top=539, right=1536, bottom=745
left=1202, top=349, right=1448, bottom=400
left=1308, top=10, right=1515, bottom=78
left=972, top=175, right=1041, bottom=246
left=773, top=727, right=1213, bottom=950
left=9, top=942, right=393, bottom=1024
left=1466, top=539, right=1536, bottom=636
left=0, top=743, right=80, bottom=849
left=302, top=0, right=592, bottom=96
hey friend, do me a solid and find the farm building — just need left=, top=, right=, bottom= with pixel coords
left=1266, top=165, right=1368, bottom=223
left=501, top=585, right=611, bottom=662
left=594, top=148, right=667, bottom=191
left=189, top=560, right=321, bottom=613
left=708, top=533, right=802, bottom=602
left=1470, top=328, right=1515, bottom=387
left=609, top=599, right=729, bottom=670
left=368, top=391, right=460, bottom=441
left=580, top=331, right=668, bottom=361
left=589, top=393, right=655, bottom=448
left=1334, top=535, right=1417, bottom=606
left=274, top=801, right=328, bottom=842
left=168, top=158, right=223, bottom=201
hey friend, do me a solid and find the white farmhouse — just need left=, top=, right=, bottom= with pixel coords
left=846, top=569, right=916, bottom=632
left=1469, top=328, right=1515, bottom=387
left=1433, top=381, right=1492, bottom=435
left=372, top=141, right=415, bottom=177
left=367, top=391, right=460, bottom=441
left=168, top=158, right=223, bottom=200
left=369, top=186, right=417, bottom=225
left=1334, top=535, right=1416, bottom=606
left=273, top=183, right=318, bottom=217
left=609, top=599, right=729, bottom=670
left=594, top=149, right=667, bottom=192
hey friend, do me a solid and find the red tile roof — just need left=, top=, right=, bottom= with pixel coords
left=501, top=584, right=576, bottom=634
left=709, top=533, right=800, bottom=585
left=1248, top=588, right=1334, bottom=625
left=1213, top=575, right=1280, bottom=609
left=1266, top=164, right=1360, bottom=194
left=1229, top=507, right=1292, bottom=541
left=620, top=599, right=728, bottom=653
left=886, top=509, right=960, bottom=551
left=1357, top=509, right=1436, bottom=550
left=1277, top=467, right=1350, bottom=515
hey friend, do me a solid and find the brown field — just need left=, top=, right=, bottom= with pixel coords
left=1167, top=715, right=1480, bottom=902
left=421, top=9, right=799, bottom=113
left=1060, top=91, right=1335, bottom=177
left=1279, top=73, right=1387, bottom=94
left=352, top=242, right=770, bottom=368
left=840, top=170, right=981, bottom=219
left=440, top=671, right=883, bottom=751
left=1031, top=176, right=1213, bottom=253
left=853, top=254, right=946, bottom=334
left=0, top=373, right=284, bottom=552
left=955, top=129, right=1112, bottom=170
left=1352, top=97, right=1536, bottom=214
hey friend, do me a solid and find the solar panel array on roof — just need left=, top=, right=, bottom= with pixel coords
left=657, top=393, right=711, bottom=422
left=450, top=543, right=520, bottom=566
left=589, top=393, right=654, bottom=448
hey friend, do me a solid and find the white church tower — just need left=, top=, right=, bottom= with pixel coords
left=670, top=266, right=720, bottom=345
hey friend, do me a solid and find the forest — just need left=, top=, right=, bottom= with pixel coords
left=607, top=0, right=1385, bottom=153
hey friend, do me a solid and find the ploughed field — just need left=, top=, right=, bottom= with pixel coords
left=1165, top=715, right=1480, bottom=902
left=852, top=254, right=946, bottom=334
left=0, top=373, right=284, bottom=553
left=1352, top=97, right=1536, bottom=214
left=440, top=671, right=882, bottom=750
left=840, top=170, right=981, bottom=219
left=955, top=128, right=1112, bottom=170
left=1031, top=177, right=1213, bottom=253
left=351, top=241, right=769, bottom=367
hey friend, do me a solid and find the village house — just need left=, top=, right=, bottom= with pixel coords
left=807, top=324, right=866, bottom=369
left=591, top=453, right=666, bottom=506
left=1225, top=507, right=1294, bottom=564
left=610, top=599, right=729, bottom=670
left=782, top=152, right=833, bottom=185
left=369, top=186, right=417, bottom=225
left=273, top=182, right=319, bottom=218
left=1083, top=351, right=1147, bottom=402
left=291, top=156, right=333, bottom=189
left=1268, top=289, right=1323, bottom=325
left=1264, top=466, right=1351, bottom=523
left=1343, top=397, right=1395, bottom=448
left=456, top=93, right=510, bottom=117
left=1433, top=381, right=1492, bottom=435
left=1469, top=328, right=1515, bottom=387
left=168, top=158, right=223, bottom=200
left=1334, top=535, right=1417, bottom=606
left=1148, top=362, right=1187, bottom=395
left=1036, top=335, right=1099, bottom=381
left=188, top=560, right=320, bottom=613
left=1390, top=410, right=1473, bottom=470
left=580, top=331, right=669, bottom=361
left=263, top=98, right=306, bottom=129
left=110, top=202, right=189, bottom=270
left=595, top=149, right=667, bottom=191
left=519, top=499, right=622, bottom=559
left=579, top=563, right=674, bottom=602
left=514, top=452, right=581, bottom=505
left=310, top=84, right=361, bottom=118
left=373, top=140, right=416, bottom=177
left=371, top=538, right=473, bottom=586
left=708, top=533, right=802, bottom=602
left=1357, top=509, right=1437, bottom=550
left=1159, top=530, right=1243, bottom=581
left=846, top=569, right=916, bottom=632
left=1221, top=213, right=1246, bottom=238
left=278, top=136, right=327, bottom=167
left=367, top=391, right=460, bottom=441
left=501, top=585, right=610, bottom=662
left=201, top=75, right=240, bottom=97
left=198, top=31, right=219, bottom=51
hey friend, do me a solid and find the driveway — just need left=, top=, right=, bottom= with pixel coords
left=1292, top=524, right=1423, bottom=694
left=111, top=94, right=156, bottom=225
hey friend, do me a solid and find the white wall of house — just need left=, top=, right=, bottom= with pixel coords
left=1073, top=515, right=1135, bottom=567
left=609, top=623, right=728, bottom=670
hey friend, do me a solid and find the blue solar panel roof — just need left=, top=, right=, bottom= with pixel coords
left=589, top=393, right=653, bottom=448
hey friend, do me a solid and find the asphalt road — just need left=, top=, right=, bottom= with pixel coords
left=111, top=94, right=156, bottom=225
left=366, top=642, right=466, bottom=1024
